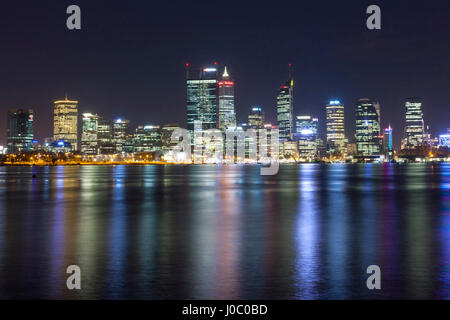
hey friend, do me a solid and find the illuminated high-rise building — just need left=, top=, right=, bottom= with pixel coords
left=134, top=125, right=162, bottom=152
left=97, top=118, right=114, bottom=154
left=384, top=125, right=393, bottom=160
left=326, top=100, right=345, bottom=153
left=404, top=98, right=424, bottom=149
left=294, top=115, right=318, bottom=159
left=355, top=98, right=381, bottom=156
left=186, top=63, right=219, bottom=141
left=113, top=118, right=130, bottom=153
left=248, top=106, right=265, bottom=129
left=81, top=113, right=99, bottom=155
left=54, top=98, right=78, bottom=151
left=218, top=66, right=236, bottom=130
left=7, top=109, right=34, bottom=153
left=277, top=66, right=294, bottom=142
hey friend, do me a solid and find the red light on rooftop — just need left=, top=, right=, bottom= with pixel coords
left=185, top=62, right=190, bottom=67
left=214, top=61, right=217, bottom=65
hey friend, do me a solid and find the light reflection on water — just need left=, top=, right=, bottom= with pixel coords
left=0, top=164, right=449, bottom=299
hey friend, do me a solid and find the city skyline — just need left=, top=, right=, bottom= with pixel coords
left=1, top=1, right=450, bottom=150
left=3, top=72, right=449, bottom=156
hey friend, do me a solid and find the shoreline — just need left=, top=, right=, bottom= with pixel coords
left=1, top=161, right=449, bottom=167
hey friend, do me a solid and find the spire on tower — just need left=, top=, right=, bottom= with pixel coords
left=288, top=63, right=294, bottom=87
left=222, top=66, right=229, bottom=78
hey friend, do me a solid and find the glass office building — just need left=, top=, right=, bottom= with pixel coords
left=113, top=118, right=130, bottom=153
left=404, top=98, right=424, bottom=149
left=294, top=115, right=318, bottom=159
left=277, top=78, right=294, bottom=142
left=186, top=64, right=219, bottom=141
left=355, top=98, right=381, bottom=156
left=217, top=66, right=236, bottom=130
left=248, top=106, right=265, bottom=129
left=7, top=109, right=34, bottom=153
left=134, top=125, right=162, bottom=152
left=326, top=100, right=345, bottom=153
left=81, top=113, right=99, bottom=155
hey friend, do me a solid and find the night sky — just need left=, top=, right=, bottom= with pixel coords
left=1, top=0, right=450, bottom=149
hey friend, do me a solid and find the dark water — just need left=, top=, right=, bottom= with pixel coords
left=0, top=164, right=449, bottom=300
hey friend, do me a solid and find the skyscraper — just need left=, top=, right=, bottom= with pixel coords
left=355, top=98, right=381, bottom=156
left=217, top=66, right=236, bottom=130
left=97, top=118, right=114, bottom=154
left=186, top=64, right=219, bottom=140
left=54, top=98, right=78, bottom=151
left=81, top=113, right=99, bottom=155
left=326, top=100, right=345, bottom=153
left=294, top=115, right=318, bottom=159
left=248, top=106, right=265, bottom=129
left=7, top=109, right=34, bottom=153
left=404, top=98, right=424, bottom=149
left=113, top=118, right=130, bottom=153
left=277, top=66, right=294, bottom=142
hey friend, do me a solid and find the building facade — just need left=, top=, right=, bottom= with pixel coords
left=248, top=106, right=265, bottom=129
left=217, top=67, right=236, bottom=130
left=113, top=119, right=130, bottom=153
left=97, top=118, right=114, bottom=154
left=355, top=98, right=381, bottom=156
left=81, top=113, right=99, bottom=155
left=326, top=100, right=345, bottom=154
left=134, top=125, right=162, bottom=152
left=404, top=98, right=424, bottom=149
left=277, top=78, right=294, bottom=142
left=186, top=64, right=219, bottom=140
left=384, top=125, right=393, bottom=160
left=294, top=115, right=318, bottom=159
left=7, top=109, right=34, bottom=153
left=54, top=98, right=78, bottom=151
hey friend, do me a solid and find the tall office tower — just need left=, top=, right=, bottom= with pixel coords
left=277, top=66, right=294, bottom=142
left=7, top=109, right=34, bottom=153
left=134, top=125, right=162, bottom=152
left=81, top=113, right=99, bottom=155
left=326, top=100, right=345, bottom=153
left=404, top=98, right=424, bottom=149
left=384, top=124, right=393, bottom=160
left=248, top=106, right=265, bottom=129
left=113, top=118, right=130, bottom=153
left=186, top=63, right=219, bottom=140
left=54, top=97, right=78, bottom=151
left=355, top=98, right=381, bottom=156
left=374, top=102, right=381, bottom=133
left=97, top=118, right=114, bottom=154
left=217, top=66, right=236, bottom=130
left=294, top=115, right=318, bottom=159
